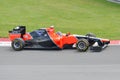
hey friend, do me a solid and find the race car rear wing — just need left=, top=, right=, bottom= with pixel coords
left=9, top=26, right=26, bottom=38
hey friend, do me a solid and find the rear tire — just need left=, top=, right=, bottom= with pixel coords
left=76, top=39, right=89, bottom=52
left=12, top=38, right=25, bottom=51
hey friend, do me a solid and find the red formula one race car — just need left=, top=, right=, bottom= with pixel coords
left=9, top=26, right=110, bottom=52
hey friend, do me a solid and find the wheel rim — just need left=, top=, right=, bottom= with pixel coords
left=78, top=42, right=86, bottom=50
left=13, top=41, right=21, bottom=48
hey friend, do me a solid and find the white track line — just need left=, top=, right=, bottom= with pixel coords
left=0, top=41, right=120, bottom=47
left=0, top=42, right=11, bottom=46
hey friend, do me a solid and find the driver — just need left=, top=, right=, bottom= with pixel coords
left=47, top=25, right=55, bottom=33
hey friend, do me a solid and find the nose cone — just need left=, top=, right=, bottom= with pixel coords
left=101, top=39, right=110, bottom=44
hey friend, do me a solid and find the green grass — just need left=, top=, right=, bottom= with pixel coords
left=0, top=0, right=120, bottom=39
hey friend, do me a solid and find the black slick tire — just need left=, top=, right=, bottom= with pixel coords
left=12, top=38, right=25, bottom=51
left=86, top=33, right=96, bottom=37
left=76, top=39, right=89, bottom=52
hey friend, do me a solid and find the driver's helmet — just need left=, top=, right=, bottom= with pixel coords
left=50, top=25, right=54, bottom=29
left=47, top=25, right=55, bottom=33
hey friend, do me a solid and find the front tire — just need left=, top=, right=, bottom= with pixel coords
left=12, top=38, right=25, bottom=51
left=76, top=39, right=89, bottom=52
left=86, top=33, right=96, bottom=37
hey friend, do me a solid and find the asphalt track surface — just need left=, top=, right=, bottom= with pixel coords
left=0, top=46, right=120, bottom=80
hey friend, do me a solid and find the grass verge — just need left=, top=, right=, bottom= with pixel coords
left=0, top=0, right=120, bottom=39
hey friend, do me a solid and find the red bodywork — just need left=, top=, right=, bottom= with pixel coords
left=46, top=27, right=77, bottom=48
left=9, top=33, right=32, bottom=41
left=9, top=27, right=78, bottom=49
